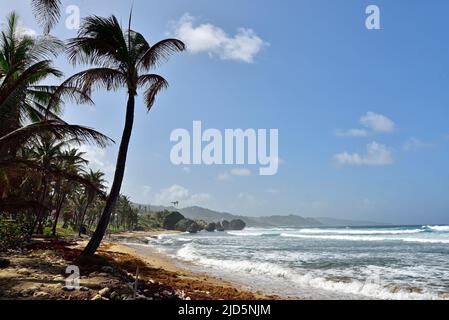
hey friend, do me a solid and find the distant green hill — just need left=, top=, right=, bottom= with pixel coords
left=131, top=203, right=386, bottom=228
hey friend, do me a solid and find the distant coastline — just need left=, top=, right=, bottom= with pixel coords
left=132, top=203, right=389, bottom=228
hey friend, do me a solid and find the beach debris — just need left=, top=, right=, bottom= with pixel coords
left=20, top=286, right=39, bottom=296
left=79, top=286, right=90, bottom=292
left=98, top=287, right=110, bottom=297
left=100, top=266, right=114, bottom=273
left=91, top=294, right=102, bottom=300
left=17, top=268, right=31, bottom=275
left=133, top=266, right=139, bottom=299
left=53, top=275, right=65, bottom=282
left=33, top=291, right=50, bottom=298
left=62, top=286, right=75, bottom=292
left=162, top=290, right=172, bottom=296
left=135, top=294, right=147, bottom=300
left=109, top=291, right=119, bottom=300
left=0, top=258, right=10, bottom=269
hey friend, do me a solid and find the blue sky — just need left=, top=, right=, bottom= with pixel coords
left=4, top=0, right=449, bottom=224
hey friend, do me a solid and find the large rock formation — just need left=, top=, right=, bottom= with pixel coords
left=205, top=222, right=216, bottom=232
left=221, top=220, right=230, bottom=230
left=229, top=219, right=246, bottom=231
left=215, top=222, right=225, bottom=232
left=162, top=212, right=185, bottom=230
left=175, top=219, right=200, bottom=234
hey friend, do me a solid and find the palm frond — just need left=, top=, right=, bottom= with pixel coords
left=67, top=15, right=128, bottom=66
left=31, top=0, right=62, bottom=34
left=0, top=159, right=108, bottom=200
left=138, top=39, right=185, bottom=69
left=57, top=68, right=126, bottom=96
left=0, top=121, right=114, bottom=152
left=138, top=74, right=169, bottom=110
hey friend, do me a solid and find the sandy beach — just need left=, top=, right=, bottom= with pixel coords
left=0, top=230, right=278, bottom=300
left=106, top=230, right=280, bottom=299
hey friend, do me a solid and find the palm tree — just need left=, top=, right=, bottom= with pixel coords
left=1, top=12, right=63, bottom=137
left=62, top=15, right=185, bottom=256
left=78, top=169, right=106, bottom=236
left=0, top=12, right=92, bottom=139
left=0, top=11, right=112, bottom=218
left=51, top=147, right=88, bottom=236
left=28, top=135, right=65, bottom=234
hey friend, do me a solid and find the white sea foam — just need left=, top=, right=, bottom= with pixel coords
left=227, top=231, right=265, bottom=236
left=227, top=231, right=280, bottom=237
left=298, top=228, right=424, bottom=235
left=175, top=243, right=446, bottom=300
left=425, top=225, right=449, bottom=232
left=280, top=233, right=449, bottom=244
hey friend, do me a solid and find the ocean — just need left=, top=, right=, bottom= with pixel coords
left=126, top=225, right=449, bottom=300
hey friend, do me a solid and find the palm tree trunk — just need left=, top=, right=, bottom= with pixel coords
left=81, top=94, right=135, bottom=256
left=30, top=176, right=48, bottom=236
left=78, top=200, right=91, bottom=237
left=52, top=193, right=65, bottom=236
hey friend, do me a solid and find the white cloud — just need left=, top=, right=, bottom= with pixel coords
left=154, top=184, right=211, bottom=207
left=403, top=138, right=434, bottom=151
left=360, top=112, right=395, bottom=133
left=335, top=129, right=369, bottom=137
left=267, top=188, right=278, bottom=194
left=217, top=172, right=231, bottom=181
left=189, top=193, right=212, bottom=205
left=14, top=20, right=37, bottom=38
left=171, top=13, right=268, bottom=63
left=334, top=142, right=394, bottom=166
left=230, top=168, right=252, bottom=176
left=142, top=185, right=152, bottom=199
left=78, top=145, right=115, bottom=174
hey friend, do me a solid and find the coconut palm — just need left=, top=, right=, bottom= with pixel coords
left=61, top=14, right=185, bottom=256
left=0, top=12, right=92, bottom=140
left=1, top=12, right=62, bottom=136
left=27, top=135, right=65, bottom=234
left=77, top=169, right=106, bottom=236
left=51, top=147, right=88, bottom=236
left=0, top=11, right=112, bottom=217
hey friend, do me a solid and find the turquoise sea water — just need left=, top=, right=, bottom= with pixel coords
left=125, top=225, right=449, bottom=300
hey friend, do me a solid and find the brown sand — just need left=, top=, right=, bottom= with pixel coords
left=0, top=230, right=279, bottom=300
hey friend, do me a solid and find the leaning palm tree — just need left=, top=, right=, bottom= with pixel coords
left=31, top=0, right=62, bottom=34
left=62, top=15, right=185, bottom=256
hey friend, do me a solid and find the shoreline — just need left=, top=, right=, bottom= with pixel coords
left=0, top=230, right=279, bottom=300
left=106, top=230, right=282, bottom=300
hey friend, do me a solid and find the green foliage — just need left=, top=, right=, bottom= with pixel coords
left=175, top=218, right=194, bottom=232
left=0, top=220, right=30, bottom=252
left=138, top=213, right=163, bottom=230
left=43, top=223, right=76, bottom=237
